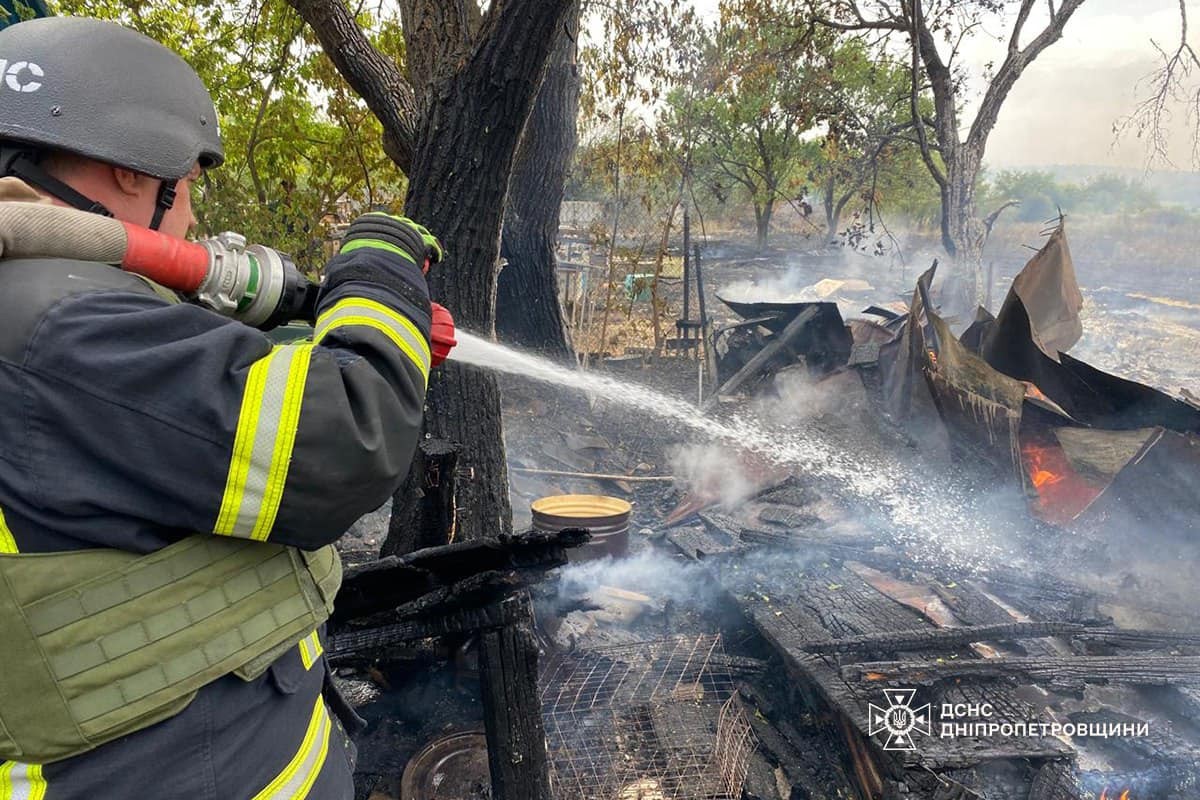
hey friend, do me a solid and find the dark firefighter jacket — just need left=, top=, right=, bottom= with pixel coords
left=0, top=180, right=431, bottom=800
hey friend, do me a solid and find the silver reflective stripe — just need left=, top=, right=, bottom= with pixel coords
left=215, top=345, right=313, bottom=541
left=0, top=762, right=48, bottom=800
left=250, top=696, right=332, bottom=799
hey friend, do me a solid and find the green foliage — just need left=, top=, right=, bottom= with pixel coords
left=680, top=3, right=824, bottom=244
left=982, top=170, right=1161, bottom=222
left=574, top=0, right=948, bottom=247
left=806, top=40, right=938, bottom=231
left=49, top=0, right=406, bottom=272
left=1, top=0, right=50, bottom=28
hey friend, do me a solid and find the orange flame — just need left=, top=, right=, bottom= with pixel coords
left=1026, top=447, right=1064, bottom=490
left=1019, top=438, right=1103, bottom=525
left=1098, top=788, right=1132, bottom=800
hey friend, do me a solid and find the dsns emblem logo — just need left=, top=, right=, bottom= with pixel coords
left=868, top=689, right=932, bottom=751
left=0, top=60, right=44, bottom=93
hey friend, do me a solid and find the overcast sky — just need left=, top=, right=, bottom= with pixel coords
left=692, top=0, right=1199, bottom=171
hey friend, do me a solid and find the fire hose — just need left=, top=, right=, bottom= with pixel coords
left=0, top=200, right=318, bottom=330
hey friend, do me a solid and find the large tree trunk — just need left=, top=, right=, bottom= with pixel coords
left=908, top=0, right=1086, bottom=306
left=496, top=0, right=579, bottom=360
left=403, top=4, right=576, bottom=542
left=939, top=142, right=986, bottom=303
left=289, top=0, right=577, bottom=546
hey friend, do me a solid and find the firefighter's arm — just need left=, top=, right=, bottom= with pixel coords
left=218, top=214, right=440, bottom=547
left=18, top=217, right=440, bottom=549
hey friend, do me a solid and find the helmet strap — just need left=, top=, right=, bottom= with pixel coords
left=2, top=150, right=113, bottom=217
left=148, top=180, right=177, bottom=231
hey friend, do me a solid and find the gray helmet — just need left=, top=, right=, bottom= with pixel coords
left=0, top=16, right=224, bottom=179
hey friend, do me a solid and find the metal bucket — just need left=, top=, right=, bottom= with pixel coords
left=531, top=494, right=632, bottom=562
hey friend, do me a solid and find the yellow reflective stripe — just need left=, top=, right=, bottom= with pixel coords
left=298, top=630, right=324, bottom=671
left=314, top=297, right=430, bottom=383
left=298, top=637, right=313, bottom=670
left=0, top=762, right=48, bottom=800
left=215, top=345, right=314, bottom=541
left=250, top=696, right=332, bottom=800
left=339, top=238, right=417, bottom=265
left=0, top=508, right=17, bottom=554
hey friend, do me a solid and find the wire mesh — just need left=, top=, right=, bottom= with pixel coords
left=540, top=635, right=756, bottom=800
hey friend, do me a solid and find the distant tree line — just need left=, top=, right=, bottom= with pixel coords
left=980, top=171, right=1164, bottom=224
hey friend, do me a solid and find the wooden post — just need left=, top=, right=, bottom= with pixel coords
left=693, top=242, right=708, bottom=334
left=382, top=438, right=460, bottom=556
left=681, top=207, right=691, bottom=327
left=478, top=592, right=551, bottom=800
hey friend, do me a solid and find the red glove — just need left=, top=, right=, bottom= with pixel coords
left=430, top=302, right=457, bottom=367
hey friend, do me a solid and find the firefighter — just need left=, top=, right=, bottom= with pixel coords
left=0, top=16, right=450, bottom=799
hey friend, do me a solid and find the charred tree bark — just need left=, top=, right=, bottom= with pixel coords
left=496, top=0, right=579, bottom=359
left=397, top=0, right=480, bottom=93
left=405, top=4, right=575, bottom=541
left=381, top=438, right=458, bottom=557
left=289, top=0, right=577, bottom=544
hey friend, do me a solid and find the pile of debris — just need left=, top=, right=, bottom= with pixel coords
left=705, top=223, right=1200, bottom=543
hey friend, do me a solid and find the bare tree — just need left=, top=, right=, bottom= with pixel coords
left=812, top=0, right=1086, bottom=302
left=1118, top=0, right=1200, bottom=167
left=287, top=0, right=577, bottom=542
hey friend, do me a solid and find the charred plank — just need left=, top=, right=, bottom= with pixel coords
left=1075, top=629, right=1200, bottom=652
left=932, top=581, right=1062, bottom=659
left=801, top=622, right=1083, bottom=655
left=844, top=655, right=1200, bottom=689
left=329, top=596, right=528, bottom=660
left=334, top=527, right=588, bottom=623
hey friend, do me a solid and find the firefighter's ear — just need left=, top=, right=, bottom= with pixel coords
left=111, top=166, right=155, bottom=199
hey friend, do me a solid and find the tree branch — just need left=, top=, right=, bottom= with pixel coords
left=1009, top=0, right=1036, bottom=58
left=909, top=0, right=947, bottom=188
left=286, top=0, right=421, bottom=170
left=808, top=0, right=907, bottom=31
left=1117, top=0, right=1200, bottom=167
left=967, top=0, right=1086, bottom=149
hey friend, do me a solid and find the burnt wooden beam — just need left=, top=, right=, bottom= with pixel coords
left=1028, top=760, right=1081, bottom=800
left=844, top=655, right=1200, bottom=689
left=701, top=306, right=818, bottom=411
left=375, top=570, right=523, bottom=624
left=932, top=580, right=1063, bottom=659
left=478, top=592, right=552, bottom=800
left=801, top=622, right=1084, bottom=655
left=1075, top=629, right=1200, bottom=651
left=328, top=587, right=530, bottom=660
left=333, top=527, right=589, bottom=623
left=400, top=526, right=589, bottom=581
